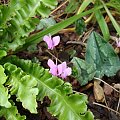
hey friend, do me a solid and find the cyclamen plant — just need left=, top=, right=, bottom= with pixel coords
left=43, top=34, right=72, bottom=79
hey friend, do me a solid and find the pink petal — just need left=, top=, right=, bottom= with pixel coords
left=50, top=66, right=58, bottom=76
left=43, top=35, right=53, bottom=49
left=64, top=67, right=72, bottom=76
left=47, top=59, right=56, bottom=68
left=47, top=59, right=58, bottom=76
left=52, top=36, right=60, bottom=47
left=62, top=62, right=67, bottom=70
left=57, top=64, right=63, bottom=75
left=60, top=72, right=67, bottom=79
left=116, top=39, right=120, bottom=47
left=58, top=62, right=67, bottom=75
left=60, top=68, right=71, bottom=79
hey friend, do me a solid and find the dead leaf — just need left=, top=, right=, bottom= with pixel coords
left=103, top=84, right=113, bottom=95
left=94, top=80, right=105, bottom=103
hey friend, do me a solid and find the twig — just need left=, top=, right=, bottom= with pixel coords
left=116, top=93, right=120, bottom=112
left=94, top=77, right=120, bottom=93
left=93, top=102, right=120, bottom=116
left=82, top=28, right=94, bottom=42
left=59, top=28, right=75, bottom=33
left=46, top=50, right=62, bottom=63
left=66, top=41, right=86, bottom=46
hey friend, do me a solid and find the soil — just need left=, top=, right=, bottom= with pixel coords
left=1, top=0, right=120, bottom=120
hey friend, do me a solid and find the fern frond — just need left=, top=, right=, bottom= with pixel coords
left=0, top=50, right=7, bottom=60
left=0, top=65, right=11, bottom=108
left=0, top=105, right=26, bottom=120
left=0, top=0, right=57, bottom=51
left=4, top=63, right=39, bottom=113
left=7, top=56, right=94, bottom=120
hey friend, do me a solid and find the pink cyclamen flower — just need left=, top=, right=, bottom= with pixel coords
left=116, top=38, right=120, bottom=47
left=43, top=34, right=60, bottom=50
left=47, top=59, right=58, bottom=76
left=47, top=59, right=72, bottom=79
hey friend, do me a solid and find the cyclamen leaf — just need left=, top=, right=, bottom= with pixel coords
left=75, top=18, right=86, bottom=35
left=85, top=32, right=120, bottom=78
left=36, top=17, right=56, bottom=30
left=4, top=63, right=38, bottom=113
left=71, top=57, right=95, bottom=86
left=0, top=105, right=26, bottom=120
left=7, top=56, right=94, bottom=120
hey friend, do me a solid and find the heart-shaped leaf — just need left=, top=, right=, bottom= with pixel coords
left=71, top=57, right=95, bottom=85
left=85, top=32, right=120, bottom=78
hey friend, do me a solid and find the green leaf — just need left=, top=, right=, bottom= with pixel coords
left=0, top=50, right=7, bottom=59
left=107, top=0, right=120, bottom=12
left=65, top=0, right=80, bottom=13
left=36, top=17, right=56, bottom=30
left=75, top=18, right=86, bottom=35
left=71, top=57, right=95, bottom=86
left=27, top=44, right=38, bottom=53
left=85, top=32, right=120, bottom=78
left=16, top=5, right=103, bottom=52
left=95, top=10, right=110, bottom=40
left=0, top=0, right=58, bottom=51
left=0, top=65, right=11, bottom=108
left=0, top=65, right=7, bottom=84
left=0, top=85, right=11, bottom=108
left=77, top=0, right=93, bottom=14
left=7, top=56, right=94, bottom=120
left=4, top=63, right=38, bottom=113
left=101, top=0, right=120, bottom=36
left=0, top=105, right=26, bottom=120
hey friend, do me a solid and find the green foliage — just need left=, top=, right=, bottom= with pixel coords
left=0, top=50, right=7, bottom=59
left=72, top=57, right=95, bottom=86
left=0, top=65, right=11, bottom=108
left=100, top=0, right=120, bottom=36
left=75, top=18, right=86, bottom=35
left=85, top=32, right=120, bottom=77
left=4, top=63, right=38, bottom=113
left=108, top=0, right=120, bottom=12
left=65, top=0, right=81, bottom=13
left=36, top=17, right=56, bottom=30
left=95, top=9, right=110, bottom=40
left=0, top=0, right=58, bottom=51
left=6, top=56, right=94, bottom=120
left=72, top=32, right=120, bottom=85
left=20, top=6, right=103, bottom=52
left=0, top=105, right=26, bottom=120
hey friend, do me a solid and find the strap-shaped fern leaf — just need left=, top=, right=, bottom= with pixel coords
left=6, top=56, right=94, bottom=120
left=0, top=0, right=57, bottom=51
left=0, top=65, right=11, bottom=108
left=0, top=105, right=26, bottom=120
left=4, top=63, right=39, bottom=113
